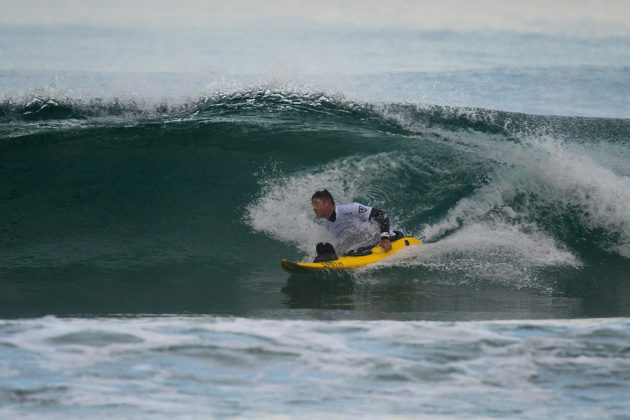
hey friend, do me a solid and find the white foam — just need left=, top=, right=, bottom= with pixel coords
left=0, top=316, right=200, bottom=369
left=387, top=222, right=579, bottom=290
left=3, top=316, right=630, bottom=418
left=246, top=152, right=405, bottom=256
left=405, top=112, right=630, bottom=259
left=517, top=134, right=630, bottom=257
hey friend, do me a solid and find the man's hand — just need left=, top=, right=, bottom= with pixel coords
left=378, top=238, right=392, bottom=251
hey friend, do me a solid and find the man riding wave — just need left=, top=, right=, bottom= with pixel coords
left=311, top=189, right=396, bottom=262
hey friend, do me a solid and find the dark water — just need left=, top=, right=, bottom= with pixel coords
left=2, top=91, right=629, bottom=319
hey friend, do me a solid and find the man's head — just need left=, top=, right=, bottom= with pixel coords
left=311, top=189, right=335, bottom=219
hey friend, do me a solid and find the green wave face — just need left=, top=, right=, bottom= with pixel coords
left=1, top=91, right=630, bottom=317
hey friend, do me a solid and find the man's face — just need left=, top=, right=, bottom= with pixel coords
left=312, top=198, right=334, bottom=219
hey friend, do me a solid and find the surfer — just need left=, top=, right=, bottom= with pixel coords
left=311, top=189, right=395, bottom=262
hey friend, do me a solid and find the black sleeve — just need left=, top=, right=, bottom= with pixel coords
left=368, top=208, right=390, bottom=234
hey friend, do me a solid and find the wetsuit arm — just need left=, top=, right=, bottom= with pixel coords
left=368, top=208, right=390, bottom=234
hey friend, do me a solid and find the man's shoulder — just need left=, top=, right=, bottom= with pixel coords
left=337, top=202, right=371, bottom=215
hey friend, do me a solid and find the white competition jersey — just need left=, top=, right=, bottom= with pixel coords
left=319, top=203, right=395, bottom=250
left=322, top=203, right=373, bottom=237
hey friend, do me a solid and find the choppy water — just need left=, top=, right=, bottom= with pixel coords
left=1, top=316, right=630, bottom=419
left=2, top=1, right=630, bottom=417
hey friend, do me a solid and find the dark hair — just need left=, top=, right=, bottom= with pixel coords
left=311, top=189, right=335, bottom=204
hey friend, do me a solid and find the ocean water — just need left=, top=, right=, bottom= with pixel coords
left=2, top=1, right=630, bottom=418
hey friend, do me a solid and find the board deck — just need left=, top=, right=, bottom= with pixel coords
left=281, top=236, right=421, bottom=272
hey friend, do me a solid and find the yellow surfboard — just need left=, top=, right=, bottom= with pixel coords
left=281, top=237, right=421, bottom=272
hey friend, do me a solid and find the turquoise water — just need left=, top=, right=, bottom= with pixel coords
left=2, top=2, right=630, bottom=417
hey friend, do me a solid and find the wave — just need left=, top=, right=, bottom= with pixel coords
left=4, top=90, right=629, bottom=143
left=1, top=90, right=629, bottom=298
